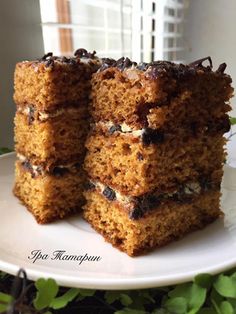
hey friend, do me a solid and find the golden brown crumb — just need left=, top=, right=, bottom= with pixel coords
left=83, top=189, right=221, bottom=256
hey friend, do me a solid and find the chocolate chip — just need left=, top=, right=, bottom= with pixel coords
left=199, top=178, right=216, bottom=191
left=74, top=48, right=96, bottom=59
left=136, top=62, right=148, bottom=71
left=129, top=207, right=144, bottom=220
left=22, top=160, right=33, bottom=172
left=100, top=57, right=136, bottom=72
left=142, top=128, right=164, bottom=145
left=41, top=52, right=53, bottom=60
left=73, top=162, right=81, bottom=169
left=137, top=152, right=144, bottom=160
left=51, top=167, right=69, bottom=177
left=103, top=187, right=116, bottom=201
left=116, top=57, right=137, bottom=71
left=130, top=195, right=160, bottom=219
left=189, top=56, right=213, bottom=69
left=61, top=56, right=69, bottom=63
left=69, top=58, right=77, bottom=65
left=108, top=125, right=121, bottom=134
left=100, top=58, right=117, bottom=71
left=45, top=58, right=54, bottom=68
left=216, top=63, right=227, bottom=74
left=28, top=106, right=35, bottom=125
left=85, top=181, right=96, bottom=190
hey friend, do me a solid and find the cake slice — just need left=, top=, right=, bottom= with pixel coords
left=14, top=49, right=100, bottom=223
left=84, top=184, right=221, bottom=256
left=84, top=57, right=233, bottom=256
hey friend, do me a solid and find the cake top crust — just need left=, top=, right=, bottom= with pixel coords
left=98, top=56, right=229, bottom=80
left=18, top=49, right=101, bottom=69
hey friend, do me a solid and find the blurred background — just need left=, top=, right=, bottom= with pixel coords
left=0, top=0, right=235, bottom=148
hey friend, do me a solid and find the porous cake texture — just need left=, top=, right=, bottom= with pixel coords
left=14, top=49, right=100, bottom=223
left=84, top=56, right=233, bottom=256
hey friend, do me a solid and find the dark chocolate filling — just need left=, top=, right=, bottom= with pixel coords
left=103, top=186, right=116, bottom=201
left=142, top=128, right=165, bottom=145
left=51, top=167, right=69, bottom=177
left=19, top=158, right=79, bottom=178
left=95, top=180, right=219, bottom=220
left=105, top=115, right=230, bottom=144
left=85, top=181, right=96, bottom=190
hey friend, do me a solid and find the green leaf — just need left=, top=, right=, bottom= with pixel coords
left=0, top=292, right=12, bottom=303
left=120, top=293, right=133, bottom=306
left=78, top=288, right=95, bottom=297
left=138, top=290, right=155, bottom=303
left=115, top=308, right=147, bottom=314
left=220, top=301, right=234, bottom=314
left=76, top=288, right=95, bottom=301
left=230, top=117, right=236, bottom=125
left=0, top=272, right=7, bottom=279
left=214, top=275, right=236, bottom=298
left=198, top=308, right=217, bottom=314
left=0, top=147, right=12, bottom=155
left=168, top=283, right=207, bottom=312
left=165, top=297, right=188, bottom=314
left=195, top=274, right=214, bottom=289
left=50, top=288, right=79, bottom=310
left=188, top=283, right=207, bottom=310
left=152, top=310, right=170, bottom=314
left=0, top=292, right=13, bottom=313
left=105, top=291, right=122, bottom=304
left=0, top=305, right=9, bottom=313
left=33, top=278, right=59, bottom=310
left=210, top=289, right=223, bottom=314
left=227, top=298, right=236, bottom=309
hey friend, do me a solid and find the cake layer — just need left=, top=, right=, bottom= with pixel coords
left=14, top=51, right=100, bottom=111
left=84, top=128, right=226, bottom=196
left=91, top=58, right=233, bottom=129
left=14, top=105, right=89, bottom=166
left=86, top=178, right=220, bottom=219
left=83, top=188, right=221, bottom=256
left=14, top=159, right=86, bottom=224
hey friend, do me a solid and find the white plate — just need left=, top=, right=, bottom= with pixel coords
left=0, top=152, right=236, bottom=290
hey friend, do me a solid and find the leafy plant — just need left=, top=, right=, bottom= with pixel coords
left=1, top=269, right=236, bottom=313
left=0, top=147, right=12, bottom=155
left=230, top=117, right=236, bottom=126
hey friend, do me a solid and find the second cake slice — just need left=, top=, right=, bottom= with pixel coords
left=84, top=57, right=233, bottom=256
left=14, top=50, right=100, bottom=223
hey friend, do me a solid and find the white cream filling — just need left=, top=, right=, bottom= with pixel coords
left=17, top=106, right=81, bottom=122
left=184, top=182, right=201, bottom=194
left=17, top=153, right=79, bottom=176
left=91, top=179, right=202, bottom=207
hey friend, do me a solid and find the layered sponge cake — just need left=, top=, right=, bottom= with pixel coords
left=14, top=49, right=100, bottom=223
left=84, top=57, right=233, bottom=256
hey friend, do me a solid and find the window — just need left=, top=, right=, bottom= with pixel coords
left=40, top=0, right=187, bottom=62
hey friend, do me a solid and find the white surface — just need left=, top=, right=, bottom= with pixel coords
left=0, top=152, right=236, bottom=290
left=184, top=0, right=236, bottom=114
